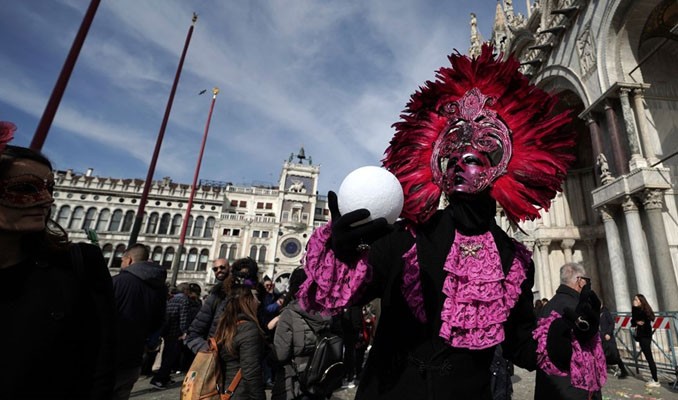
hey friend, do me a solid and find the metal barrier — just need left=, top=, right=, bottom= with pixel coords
left=611, top=311, right=678, bottom=389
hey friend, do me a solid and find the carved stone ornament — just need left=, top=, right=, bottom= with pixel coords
left=642, top=189, right=664, bottom=211
left=621, top=196, right=638, bottom=213
left=576, top=26, right=596, bottom=76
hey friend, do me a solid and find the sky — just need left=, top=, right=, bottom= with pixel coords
left=1, top=1, right=527, bottom=194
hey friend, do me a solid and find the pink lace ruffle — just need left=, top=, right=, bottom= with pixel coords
left=297, top=223, right=372, bottom=315
left=533, top=311, right=568, bottom=376
left=438, top=232, right=529, bottom=350
left=401, top=243, right=427, bottom=323
left=533, top=311, right=608, bottom=392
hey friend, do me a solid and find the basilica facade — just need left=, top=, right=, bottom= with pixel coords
left=474, top=0, right=678, bottom=311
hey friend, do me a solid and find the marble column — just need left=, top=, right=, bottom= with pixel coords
left=618, top=87, right=646, bottom=169
left=524, top=239, right=539, bottom=296
left=642, top=189, right=678, bottom=310
left=583, top=239, right=602, bottom=297
left=561, top=239, right=575, bottom=263
left=631, top=88, right=658, bottom=165
left=585, top=113, right=607, bottom=186
left=604, top=100, right=629, bottom=175
left=599, top=205, right=631, bottom=312
left=622, top=196, right=658, bottom=308
left=538, top=239, right=553, bottom=298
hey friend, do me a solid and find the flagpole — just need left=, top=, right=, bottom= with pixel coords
left=30, top=0, right=101, bottom=150
left=128, top=13, right=198, bottom=247
left=170, top=88, right=220, bottom=286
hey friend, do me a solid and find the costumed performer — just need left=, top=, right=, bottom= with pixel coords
left=297, top=45, right=605, bottom=399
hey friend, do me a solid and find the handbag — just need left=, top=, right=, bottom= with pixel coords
left=181, top=337, right=242, bottom=400
left=633, top=326, right=641, bottom=342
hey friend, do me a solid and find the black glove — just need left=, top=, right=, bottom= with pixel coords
left=563, top=284, right=601, bottom=343
left=327, top=191, right=392, bottom=263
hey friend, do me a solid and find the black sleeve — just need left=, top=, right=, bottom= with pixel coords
left=502, top=260, right=538, bottom=371
left=186, top=294, right=218, bottom=353
left=238, top=323, right=266, bottom=400
left=79, top=243, right=116, bottom=400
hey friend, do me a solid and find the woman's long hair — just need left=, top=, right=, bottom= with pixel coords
left=0, top=145, right=69, bottom=256
left=214, top=285, right=264, bottom=356
left=635, top=294, right=655, bottom=321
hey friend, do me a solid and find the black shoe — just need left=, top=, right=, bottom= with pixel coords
left=149, top=380, right=167, bottom=389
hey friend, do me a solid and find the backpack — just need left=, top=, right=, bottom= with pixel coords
left=181, top=337, right=242, bottom=400
left=294, top=323, right=346, bottom=398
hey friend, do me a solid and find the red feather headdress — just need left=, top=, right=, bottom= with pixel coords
left=0, top=121, right=16, bottom=153
left=383, top=44, right=576, bottom=224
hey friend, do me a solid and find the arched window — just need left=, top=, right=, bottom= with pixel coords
left=83, top=207, right=97, bottom=230
left=152, top=246, right=163, bottom=264
left=158, top=213, right=171, bottom=235
left=111, top=244, right=125, bottom=268
left=186, top=248, right=199, bottom=271
left=219, top=243, right=228, bottom=258
left=146, top=212, right=159, bottom=234
left=258, top=245, right=266, bottom=264
left=203, top=217, right=215, bottom=238
left=198, top=249, right=209, bottom=271
left=192, top=216, right=204, bottom=237
left=56, top=205, right=71, bottom=227
left=228, top=244, right=238, bottom=262
left=186, top=216, right=194, bottom=235
left=96, top=209, right=110, bottom=232
left=170, top=214, right=182, bottom=236
left=249, top=245, right=257, bottom=260
left=179, top=247, right=187, bottom=270
left=102, top=244, right=113, bottom=266
left=121, top=210, right=135, bottom=232
left=162, top=247, right=175, bottom=269
left=68, top=206, right=84, bottom=229
left=109, top=209, right=123, bottom=232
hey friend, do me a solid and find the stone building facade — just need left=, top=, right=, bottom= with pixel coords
left=473, top=0, right=678, bottom=311
left=51, top=149, right=329, bottom=293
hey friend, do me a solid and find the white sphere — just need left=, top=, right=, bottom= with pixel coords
left=338, top=166, right=404, bottom=225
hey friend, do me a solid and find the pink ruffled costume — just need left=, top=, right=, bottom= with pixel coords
left=297, top=206, right=541, bottom=400
left=299, top=224, right=530, bottom=353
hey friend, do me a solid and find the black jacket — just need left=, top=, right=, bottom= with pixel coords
left=353, top=202, right=537, bottom=400
left=631, top=306, right=653, bottom=339
left=599, top=307, right=615, bottom=337
left=535, top=285, right=599, bottom=400
left=0, top=243, right=116, bottom=399
left=186, top=283, right=229, bottom=353
left=219, top=316, right=266, bottom=400
left=112, top=260, right=167, bottom=368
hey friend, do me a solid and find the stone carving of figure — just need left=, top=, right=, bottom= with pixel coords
left=596, top=153, right=614, bottom=184
left=289, top=179, right=306, bottom=193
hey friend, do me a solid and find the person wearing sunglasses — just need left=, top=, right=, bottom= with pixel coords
left=535, top=263, right=605, bottom=399
left=185, top=258, right=231, bottom=354
left=0, top=125, right=115, bottom=399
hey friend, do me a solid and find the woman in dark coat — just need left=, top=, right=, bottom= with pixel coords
left=271, top=268, right=333, bottom=400
left=215, top=285, right=267, bottom=400
left=297, top=46, right=603, bottom=400
left=631, top=294, right=659, bottom=387
left=0, top=130, right=116, bottom=399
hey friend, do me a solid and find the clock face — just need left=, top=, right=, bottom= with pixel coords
left=280, top=237, right=302, bottom=258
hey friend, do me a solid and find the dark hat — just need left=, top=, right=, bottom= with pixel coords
left=287, top=267, right=307, bottom=297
